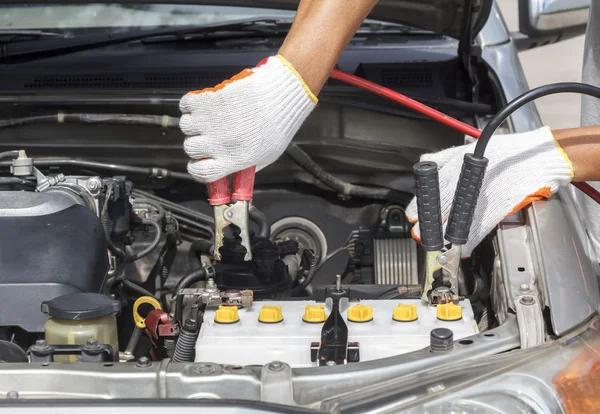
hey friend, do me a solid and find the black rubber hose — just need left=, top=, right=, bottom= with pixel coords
left=291, top=254, right=319, bottom=296
left=124, top=218, right=162, bottom=263
left=188, top=239, right=214, bottom=269
left=475, top=82, right=600, bottom=158
left=0, top=158, right=193, bottom=181
left=0, top=177, right=35, bottom=186
left=173, top=267, right=209, bottom=296
left=122, top=279, right=156, bottom=298
left=0, top=113, right=180, bottom=130
left=0, top=151, right=18, bottom=160
left=285, top=144, right=409, bottom=203
left=249, top=206, right=270, bottom=239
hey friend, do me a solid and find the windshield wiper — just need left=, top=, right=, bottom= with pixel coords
left=0, top=17, right=292, bottom=64
left=0, top=30, right=70, bottom=42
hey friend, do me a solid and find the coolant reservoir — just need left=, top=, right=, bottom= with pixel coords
left=42, top=293, right=120, bottom=363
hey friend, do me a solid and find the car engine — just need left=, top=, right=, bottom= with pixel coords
left=0, top=148, right=489, bottom=367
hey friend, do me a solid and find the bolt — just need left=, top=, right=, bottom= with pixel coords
left=437, top=255, right=448, bottom=265
left=520, top=296, right=535, bottom=305
left=135, top=356, right=152, bottom=368
left=519, top=284, right=530, bottom=292
left=326, top=361, right=337, bottom=367
left=87, top=179, right=99, bottom=192
left=268, top=361, right=284, bottom=371
left=6, top=391, right=18, bottom=399
left=86, top=339, right=99, bottom=348
left=335, top=275, right=341, bottom=291
left=35, top=339, right=47, bottom=347
left=192, top=363, right=218, bottom=375
left=226, top=211, right=233, bottom=219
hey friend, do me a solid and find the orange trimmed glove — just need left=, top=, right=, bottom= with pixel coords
left=406, top=126, right=574, bottom=256
left=179, top=55, right=318, bottom=183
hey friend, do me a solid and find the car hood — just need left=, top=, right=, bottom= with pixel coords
left=229, top=0, right=494, bottom=39
left=3, top=0, right=493, bottom=40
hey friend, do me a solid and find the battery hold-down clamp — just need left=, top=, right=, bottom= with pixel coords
left=311, top=275, right=359, bottom=366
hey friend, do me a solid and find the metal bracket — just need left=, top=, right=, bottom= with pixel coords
left=514, top=294, right=545, bottom=348
left=261, top=361, right=295, bottom=405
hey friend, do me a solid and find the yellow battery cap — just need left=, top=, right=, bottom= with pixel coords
left=302, top=305, right=327, bottom=323
left=347, top=304, right=373, bottom=323
left=436, top=303, right=463, bottom=321
left=215, top=305, right=240, bottom=324
left=392, top=304, right=418, bottom=322
left=258, top=305, right=283, bottom=323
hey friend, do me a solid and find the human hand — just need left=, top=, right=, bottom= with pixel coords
left=179, top=55, right=317, bottom=183
left=406, top=126, right=574, bottom=256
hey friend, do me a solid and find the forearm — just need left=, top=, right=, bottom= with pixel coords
left=553, top=126, right=600, bottom=181
left=278, top=0, right=378, bottom=94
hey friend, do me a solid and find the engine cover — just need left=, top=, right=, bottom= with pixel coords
left=0, top=191, right=108, bottom=332
left=195, top=299, right=478, bottom=367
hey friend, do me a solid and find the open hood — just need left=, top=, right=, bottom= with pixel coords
left=208, top=0, right=495, bottom=39
left=0, top=0, right=493, bottom=40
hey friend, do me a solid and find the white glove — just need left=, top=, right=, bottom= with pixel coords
left=406, top=126, right=574, bottom=256
left=179, top=55, right=318, bottom=183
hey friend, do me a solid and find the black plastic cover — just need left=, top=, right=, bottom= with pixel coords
left=413, top=161, right=444, bottom=251
left=0, top=192, right=108, bottom=332
left=42, top=293, right=120, bottom=320
left=446, top=154, right=488, bottom=245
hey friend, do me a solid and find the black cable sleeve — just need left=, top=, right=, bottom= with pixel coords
left=188, top=239, right=214, bottom=269
left=475, top=82, right=600, bottom=158
left=249, top=206, right=270, bottom=239
left=173, top=267, right=208, bottom=296
left=125, top=218, right=162, bottom=263
left=122, top=279, right=156, bottom=298
left=285, top=144, right=409, bottom=203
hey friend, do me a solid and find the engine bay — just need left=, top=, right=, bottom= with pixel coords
left=0, top=141, right=496, bottom=368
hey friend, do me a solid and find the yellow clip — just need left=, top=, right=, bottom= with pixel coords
left=302, top=305, right=327, bottom=323
left=258, top=305, right=283, bottom=323
left=215, top=305, right=240, bottom=324
left=347, top=304, right=373, bottom=323
left=393, top=304, right=418, bottom=322
left=437, top=303, right=463, bottom=321
left=133, top=296, right=162, bottom=329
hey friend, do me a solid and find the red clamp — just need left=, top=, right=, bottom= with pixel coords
left=206, top=166, right=256, bottom=261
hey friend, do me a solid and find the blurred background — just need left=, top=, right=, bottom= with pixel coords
left=498, top=0, right=585, bottom=129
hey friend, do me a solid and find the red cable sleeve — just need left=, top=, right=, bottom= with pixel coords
left=331, top=69, right=482, bottom=138
left=330, top=68, right=600, bottom=205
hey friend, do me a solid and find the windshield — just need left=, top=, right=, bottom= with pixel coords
left=0, top=4, right=296, bottom=32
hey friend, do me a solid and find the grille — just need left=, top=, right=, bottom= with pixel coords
left=23, top=73, right=232, bottom=89
left=381, top=70, right=433, bottom=89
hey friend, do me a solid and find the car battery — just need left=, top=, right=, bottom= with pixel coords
left=195, top=299, right=478, bottom=367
